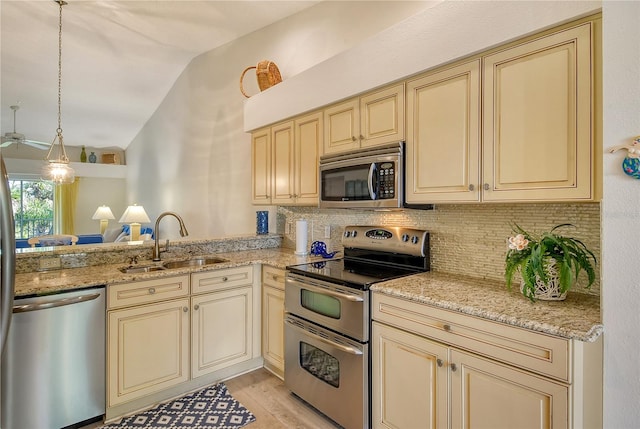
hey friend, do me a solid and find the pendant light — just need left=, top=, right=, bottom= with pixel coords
left=41, top=0, right=75, bottom=185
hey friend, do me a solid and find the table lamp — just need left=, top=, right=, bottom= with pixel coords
left=119, top=204, right=150, bottom=242
left=92, top=205, right=115, bottom=235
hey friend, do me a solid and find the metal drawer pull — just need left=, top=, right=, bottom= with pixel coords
left=468, top=184, right=474, bottom=191
left=183, top=307, right=189, bottom=313
left=222, top=276, right=228, bottom=282
left=285, top=319, right=363, bottom=356
left=484, top=183, right=490, bottom=191
left=443, top=324, right=451, bottom=332
left=272, top=275, right=279, bottom=281
left=194, top=304, right=200, bottom=311
left=450, top=363, right=457, bottom=372
left=148, top=288, right=156, bottom=294
left=437, top=358, right=444, bottom=367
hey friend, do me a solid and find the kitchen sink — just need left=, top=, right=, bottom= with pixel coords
left=119, top=257, right=228, bottom=273
left=118, top=265, right=166, bottom=274
left=161, top=257, right=228, bottom=270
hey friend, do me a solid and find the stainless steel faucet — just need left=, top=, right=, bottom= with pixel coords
left=152, top=212, right=189, bottom=261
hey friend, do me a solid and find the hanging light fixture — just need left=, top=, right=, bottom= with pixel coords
left=41, top=0, right=75, bottom=185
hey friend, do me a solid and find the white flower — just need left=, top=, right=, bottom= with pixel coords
left=508, top=234, right=529, bottom=251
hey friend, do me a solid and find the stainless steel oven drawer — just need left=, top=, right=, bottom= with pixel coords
left=284, top=314, right=368, bottom=429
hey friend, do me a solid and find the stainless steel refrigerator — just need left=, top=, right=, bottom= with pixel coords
left=0, top=154, right=16, bottom=428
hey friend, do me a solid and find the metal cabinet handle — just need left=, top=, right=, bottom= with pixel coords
left=484, top=183, right=490, bottom=191
left=468, top=184, right=475, bottom=191
left=450, top=363, right=457, bottom=372
left=359, top=134, right=364, bottom=140
left=222, top=276, right=228, bottom=282
left=443, top=324, right=451, bottom=332
left=351, top=136, right=357, bottom=141
left=183, top=307, right=189, bottom=313
left=437, top=358, right=444, bottom=367
left=194, top=304, right=200, bottom=311
left=272, top=275, right=279, bottom=282
left=148, top=287, right=156, bottom=294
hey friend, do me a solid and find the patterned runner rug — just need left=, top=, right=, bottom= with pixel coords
left=100, top=383, right=256, bottom=429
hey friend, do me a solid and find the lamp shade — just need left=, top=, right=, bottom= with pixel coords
left=92, top=205, right=115, bottom=220
left=119, top=204, right=150, bottom=224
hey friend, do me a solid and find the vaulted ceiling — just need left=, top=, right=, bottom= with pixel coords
left=1, top=1, right=318, bottom=150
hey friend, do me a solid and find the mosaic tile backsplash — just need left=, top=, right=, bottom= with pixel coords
left=278, top=203, right=601, bottom=296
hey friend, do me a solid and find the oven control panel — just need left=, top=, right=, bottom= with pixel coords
left=343, top=225, right=429, bottom=257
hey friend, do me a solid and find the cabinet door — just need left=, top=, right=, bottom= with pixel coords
left=294, top=111, right=322, bottom=205
left=372, top=322, right=449, bottom=429
left=483, top=23, right=593, bottom=201
left=107, top=298, right=190, bottom=406
left=360, top=83, right=405, bottom=148
left=251, top=127, right=271, bottom=204
left=406, top=61, right=481, bottom=203
left=262, top=284, right=285, bottom=378
left=271, top=121, right=296, bottom=205
left=450, top=349, right=569, bottom=429
left=324, top=98, right=360, bottom=154
left=191, top=286, right=253, bottom=378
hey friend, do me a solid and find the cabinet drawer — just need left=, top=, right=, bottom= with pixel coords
left=192, top=265, right=253, bottom=294
left=262, top=266, right=285, bottom=290
left=108, top=275, right=189, bottom=309
left=372, top=293, right=570, bottom=382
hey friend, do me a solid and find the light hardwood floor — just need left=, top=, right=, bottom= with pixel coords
left=82, top=368, right=340, bottom=428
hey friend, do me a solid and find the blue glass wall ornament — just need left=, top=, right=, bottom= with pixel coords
left=609, top=136, right=640, bottom=179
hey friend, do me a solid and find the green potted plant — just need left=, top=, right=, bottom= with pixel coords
left=505, top=223, right=597, bottom=302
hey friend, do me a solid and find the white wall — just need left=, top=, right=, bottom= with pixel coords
left=602, top=2, right=640, bottom=427
left=73, top=177, right=127, bottom=235
left=126, top=1, right=431, bottom=239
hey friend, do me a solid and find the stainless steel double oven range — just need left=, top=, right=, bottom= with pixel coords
left=284, top=225, right=430, bottom=429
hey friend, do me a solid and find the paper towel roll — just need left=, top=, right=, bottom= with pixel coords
left=295, top=219, right=308, bottom=256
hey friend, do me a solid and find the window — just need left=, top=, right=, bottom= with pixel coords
left=10, top=179, right=54, bottom=239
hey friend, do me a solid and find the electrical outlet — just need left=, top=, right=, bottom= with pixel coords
left=324, top=225, right=331, bottom=239
left=39, top=257, right=61, bottom=270
left=285, top=222, right=291, bottom=234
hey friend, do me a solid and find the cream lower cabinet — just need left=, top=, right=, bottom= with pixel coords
left=261, top=265, right=285, bottom=378
left=107, top=275, right=191, bottom=407
left=372, top=293, right=603, bottom=429
left=107, top=265, right=260, bottom=421
left=191, top=266, right=255, bottom=378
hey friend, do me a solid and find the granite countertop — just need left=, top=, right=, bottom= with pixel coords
left=14, top=248, right=322, bottom=297
left=370, top=271, right=602, bottom=342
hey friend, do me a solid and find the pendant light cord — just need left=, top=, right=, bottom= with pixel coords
left=57, top=0, right=63, bottom=135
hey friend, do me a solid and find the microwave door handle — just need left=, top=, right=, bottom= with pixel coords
left=368, top=163, right=377, bottom=200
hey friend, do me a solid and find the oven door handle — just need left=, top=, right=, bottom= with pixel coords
left=285, top=318, right=363, bottom=356
left=308, top=286, right=364, bottom=302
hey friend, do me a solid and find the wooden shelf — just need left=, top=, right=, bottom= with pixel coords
left=5, top=158, right=127, bottom=179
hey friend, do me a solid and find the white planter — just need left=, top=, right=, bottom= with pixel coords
left=520, top=258, right=570, bottom=301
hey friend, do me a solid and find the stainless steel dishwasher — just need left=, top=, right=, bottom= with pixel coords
left=1, top=286, right=106, bottom=429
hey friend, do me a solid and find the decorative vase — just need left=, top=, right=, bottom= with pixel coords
left=88, top=152, right=97, bottom=163
left=520, top=258, right=570, bottom=301
left=256, top=211, right=268, bottom=235
left=80, top=146, right=87, bottom=163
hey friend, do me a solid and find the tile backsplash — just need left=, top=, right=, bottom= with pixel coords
left=278, top=203, right=601, bottom=296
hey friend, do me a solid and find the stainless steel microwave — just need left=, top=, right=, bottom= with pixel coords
left=319, top=142, right=404, bottom=209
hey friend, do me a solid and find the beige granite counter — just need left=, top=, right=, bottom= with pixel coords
left=370, top=271, right=602, bottom=342
left=14, top=248, right=324, bottom=297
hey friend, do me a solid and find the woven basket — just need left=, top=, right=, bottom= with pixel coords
left=240, top=60, right=282, bottom=98
left=520, top=258, right=569, bottom=301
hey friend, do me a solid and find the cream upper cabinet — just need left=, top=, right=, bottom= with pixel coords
left=293, top=111, right=323, bottom=205
left=261, top=265, right=286, bottom=378
left=271, top=121, right=296, bottom=205
left=251, top=112, right=322, bottom=206
left=406, top=60, right=481, bottom=203
left=372, top=292, right=602, bottom=429
left=324, top=84, right=404, bottom=155
left=251, top=127, right=271, bottom=204
left=482, top=22, right=595, bottom=201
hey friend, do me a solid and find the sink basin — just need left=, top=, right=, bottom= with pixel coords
left=119, top=265, right=166, bottom=274
left=161, top=257, right=228, bottom=270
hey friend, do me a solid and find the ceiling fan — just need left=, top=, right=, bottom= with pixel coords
left=1, top=105, right=50, bottom=150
